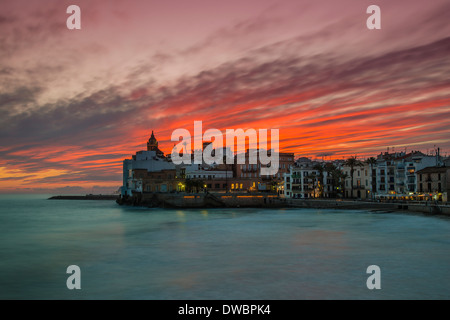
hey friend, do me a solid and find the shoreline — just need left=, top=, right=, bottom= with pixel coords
left=47, top=193, right=449, bottom=216
left=116, top=193, right=450, bottom=216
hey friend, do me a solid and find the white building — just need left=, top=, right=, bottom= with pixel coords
left=284, top=163, right=321, bottom=199
left=376, top=151, right=439, bottom=196
left=342, top=163, right=374, bottom=199
left=122, top=150, right=176, bottom=196
left=121, top=132, right=176, bottom=196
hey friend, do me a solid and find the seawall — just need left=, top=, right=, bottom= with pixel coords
left=116, top=193, right=450, bottom=216
left=287, top=199, right=450, bottom=216
left=116, top=192, right=287, bottom=208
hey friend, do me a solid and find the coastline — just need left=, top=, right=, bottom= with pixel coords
left=47, top=193, right=449, bottom=216
left=114, top=192, right=450, bottom=216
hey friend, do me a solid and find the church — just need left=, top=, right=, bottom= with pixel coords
left=121, top=130, right=176, bottom=196
left=146, top=130, right=165, bottom=157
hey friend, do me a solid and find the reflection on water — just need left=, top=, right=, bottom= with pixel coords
left=0, top=194, right=449, bottom=299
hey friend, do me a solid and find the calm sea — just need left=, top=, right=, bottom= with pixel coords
left=0, top=194, right=449, bottom=300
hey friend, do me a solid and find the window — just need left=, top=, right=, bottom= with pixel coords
left=438, top=173, right=441, bottom=180
left=231, top=184, right=235, bottom=189
left=215, top=183, right=220, bottom=188
left=240, top=184, right=243, bottom=189
left=438, top=183, right=442, bottom=193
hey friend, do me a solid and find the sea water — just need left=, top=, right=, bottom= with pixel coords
left=0, top=194, right=449, bottom=300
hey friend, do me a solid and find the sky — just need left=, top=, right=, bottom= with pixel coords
left=0, top=0, right=449, bottom=193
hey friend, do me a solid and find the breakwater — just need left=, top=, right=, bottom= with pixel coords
left=49, top=194, right=119, bottom=200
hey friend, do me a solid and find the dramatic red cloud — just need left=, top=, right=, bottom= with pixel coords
left=0, top=0, right=449, bottom=192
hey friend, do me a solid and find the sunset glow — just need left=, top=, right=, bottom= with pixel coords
left=1, top=0, right=449, bottom=193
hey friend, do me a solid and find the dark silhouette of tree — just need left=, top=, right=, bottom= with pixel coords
left=185, top=179, right=205, bottom=193
left=344, top=156, right=363, bottom=199
left=365, top=157, right=377, bottom=200
left=340, top=172, right=348, bottom=198
left=325, top=163, right=337, bottom=198
left=313, top=163, right=325, bottom=197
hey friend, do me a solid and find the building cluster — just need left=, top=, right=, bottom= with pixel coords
left=284, top=149, right=450, bottom=202
left=121, top=131, right=294, bottom=197
left=121, top=131, right=450, bottom=203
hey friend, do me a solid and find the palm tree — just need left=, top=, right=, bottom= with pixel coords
left=344, top=156, right=363, bottom=199
left=306, top=172, right=318, bottom=198
left=185, top=179, right=205, bottom=193
left=365, top=157, right=377, bottom=200
left=313, top=163, right=325, bottom=197
left=325, top=163, right=337, bottom=197
left=340, top=172, right=348, bottom=198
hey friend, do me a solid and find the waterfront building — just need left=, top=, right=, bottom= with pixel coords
left=121, top=131, right=175, bottom=196
left=342, top=162, right=373, bottom=199
left=416, top=166, right=449, bottom=202
left=235, top=150, right=294, bottom=194
left=284, top=159, right=325, bottom=199
left=284, top=158, right=345, bottom=199
left=133, top=169, right=181, bottom=193
left=375, top=151, right=440, bottom=198
left=284, top=165, right=319, bottom=199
